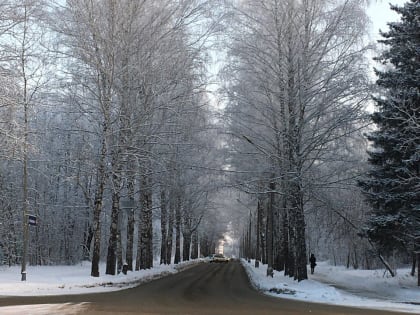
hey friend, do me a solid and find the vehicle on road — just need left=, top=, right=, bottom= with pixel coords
left=210, top=253, right=229, bottom=263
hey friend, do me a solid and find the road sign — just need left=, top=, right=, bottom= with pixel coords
left=28, top=215, right=37, bottom=226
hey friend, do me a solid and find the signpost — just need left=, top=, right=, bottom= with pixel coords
left=28, top=215, right=37, bottom=226
left=21, top=214, right=37, bottom=281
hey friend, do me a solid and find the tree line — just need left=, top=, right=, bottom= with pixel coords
left=0, top=0, right=418, bottom=283
left=225, top=0, right=419, bottom=281
left=0, top=0, right=223, bottom=278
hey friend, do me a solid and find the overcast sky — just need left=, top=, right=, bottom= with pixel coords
left=367, top=0, right=406, bottom=40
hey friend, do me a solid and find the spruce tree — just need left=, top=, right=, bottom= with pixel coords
left=360, top=0, right=419, bottom=254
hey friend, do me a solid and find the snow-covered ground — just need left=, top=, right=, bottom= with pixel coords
left=0, top=260, right=201, bottom=296
left=242, top=259, right=420, bottom=314
left=0, top=259, right=419, bottom=314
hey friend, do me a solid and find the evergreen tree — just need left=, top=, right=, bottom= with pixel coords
left=360, top=0, right=420, bottom=254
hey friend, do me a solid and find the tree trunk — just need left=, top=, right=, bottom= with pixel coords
left=91, top=136, right=108, bottom=277
left=106, top=138, right=124, bottom=275
left=182, top=231, right=191, bottom=261
left=105, top=186, right=120, bottom=275
left=83, top=223, right=93, bottom=261
left=117, top=228, right=123, bottom=274
left=138, top=170, right=153, bottom=269
left=266, top=180, right=275, bottom=277
left=160, top=187, right=167, bottom=264
left=165, top=191, right=175, bottom=264
left=378, top=253, right=395, bottom=277
left=174, top=194, right=182, bottom=264
left=191, top=230, right=199, bottom=259
left=295, top=207, right=308, bottom=281
left=261, top=214, right=267, bottom=265
left=273, top=197, right=282, bottom=272
left=135, top=212, right=141, bottom=271
left=282, top=209, right=290, bottom=276
left=200, top=234, right=209, bottom=257
left=417, top=252, right=420, bottom=286
left=285, top=207, right=295, bottom=278
left=255, top=198, right=262, bottom=268
left=126, top=178, right=135, bottom=271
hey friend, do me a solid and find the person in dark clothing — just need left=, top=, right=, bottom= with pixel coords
left=309, top=254, right=316, bottom=274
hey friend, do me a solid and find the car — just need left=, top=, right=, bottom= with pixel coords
left=210, top=253, right=229, bottom=263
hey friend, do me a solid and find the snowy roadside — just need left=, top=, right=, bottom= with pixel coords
left=0, top=259, right=203, bottom=296
left=241, top=259, right=420, bottom=314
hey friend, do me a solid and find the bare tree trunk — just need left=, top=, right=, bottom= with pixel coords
left=182, top=231, right=191, bottom=261
left=20, top=5, right=31, bottom=280
left=191, top=230, right=199, bottom=259
left=417, top=252, right=420, bottom=286
left=255, top=198, right=262, bottom=268
left=285, top=207, right=295, bottom=278
left=200, top=234, right=210, bottom=257
left=126, top=174, right=135, bottom=271
left=160, top=187, right=167, bottom=264
left=91, top=134, right=108, bottom=277
left=282, top=208, right=290, bottom=276
left=248, top=211, right=253, bottom=260
left=139, top=170, right=153, bottom=269
left=378, top=253, right=395, bottom=277
left=266, top=180, right=275, bottom=277
left=174, top=194, right=182, bottom=264
left=165, top=191, right=175, bottom=264
left=83, top=220, right=93, bottom=261
left=293, top=186, right=308, bottom=281
left=273, top=198, right=282, bottom=272
left=182, top=213, right=193, bottom=261
left=117, top=228, right=123, bottom=274
left=105, top=182, right=121, bottom=275
left=261, top=212, right=267, bottom=265
left=135, top=209, right=141, bottom=271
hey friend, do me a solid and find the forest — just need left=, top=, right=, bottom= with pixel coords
left=0, top=0, right=418, bottom=282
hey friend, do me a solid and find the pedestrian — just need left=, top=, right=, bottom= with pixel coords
left=309, top=253, right=316, bottom=274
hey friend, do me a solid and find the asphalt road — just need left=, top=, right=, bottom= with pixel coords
left=0, top=261, right=411, bottom=315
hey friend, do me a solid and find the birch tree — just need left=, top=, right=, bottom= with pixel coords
left=0, top=0, right=53, bottom=280
left=55, top=0, right=120, bottom=277
left=223, top=0, right=370, bottom=281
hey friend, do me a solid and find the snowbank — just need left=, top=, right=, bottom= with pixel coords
left=1, top=258, right=418, bottom=314
left=242, top=259, right=420, bottom=314
left=0, top=260, right=201, bottom=296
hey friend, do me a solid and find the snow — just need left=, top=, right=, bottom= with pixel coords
left=0, top=260, right=201, bottom=296
left=242, top=259, right=420, bottom=314
left=0, top=259, right=419, bottom=314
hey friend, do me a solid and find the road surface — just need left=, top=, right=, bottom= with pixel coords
left=0, top=261, right=411, bottom=314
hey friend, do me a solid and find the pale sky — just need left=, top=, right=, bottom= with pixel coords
left=367, top=0, right=406, bottom=40
left=365, top=1, right=407, bottom=111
